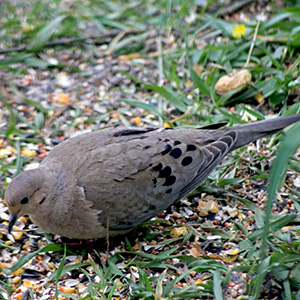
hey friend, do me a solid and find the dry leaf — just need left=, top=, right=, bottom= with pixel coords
left=11, top=225, right=24, bottom=240
left=197, top=200, right=218, bottom=215
left=57, top=93, right=70, bottom=105
left=21, top=148, right=36, bottom=157
left=119, top=53, right=142, bottom=61
left=12, top=292, right=24, bottom=299
left=0, top=147, right=17, bottom=158
left=229, top=249, right=239, bottom=256
left=194, top=279, right=203, bottom=285
left=208, top=253, right=237, bottom=262
left=22, top=24, right=34, bottom=32
left=12, top=268, right=23, bottom=277
left=23, top=279, right=33, bottom=288
left=58, top=286, right=75, bottom=294
left=0, top=263, right=10, bottom=270
left=215, top=69, right=252, bottom=95
left=185, top=80, right=194, bottom=89
left=130, top=117, right=142, bottom=125
left=254, top=93, right=264, bottom=104
left=171, top=226, right=188, bottom=237
left=190, top=242, right=204, bottom=258
left=192, top=64, right=202, bottom=75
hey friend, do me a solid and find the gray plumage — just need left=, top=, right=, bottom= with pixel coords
left=5, top=114, right=300, bottom=239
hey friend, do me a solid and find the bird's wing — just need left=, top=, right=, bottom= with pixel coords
left=76, top=127, right=237, bottom=229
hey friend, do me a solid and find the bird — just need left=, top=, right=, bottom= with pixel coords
left=5, top=114, right=300, bottom=239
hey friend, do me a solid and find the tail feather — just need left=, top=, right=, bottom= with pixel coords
left=227, top=114, right=300, bottom=150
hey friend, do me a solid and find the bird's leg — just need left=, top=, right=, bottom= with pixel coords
left=106, top=205, right=110, bottom=257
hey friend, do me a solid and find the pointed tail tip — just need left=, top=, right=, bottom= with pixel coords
left=239, top=113, right=300, bottom=132
left=230, top=113, right=300, bottom=150
left=276, top=114, right=300, bottom=127
left=268, top=113, right=300, bottom=131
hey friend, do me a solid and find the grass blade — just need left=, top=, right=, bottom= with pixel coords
left=252, top=256, right=271, bottom=299
left=55, top=246, right=67, bottom=300
left=213, top=269, right=223, bottom=300
left=11, top=244, right=64, bottom=272
left=28, top=15, right=67, bottom=52
left=262, top=122, right=300, bottom=250
left=118, top=99, right=166, bottom=119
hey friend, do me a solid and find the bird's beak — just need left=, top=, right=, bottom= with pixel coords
left=8, top=213, right=18, bottom=234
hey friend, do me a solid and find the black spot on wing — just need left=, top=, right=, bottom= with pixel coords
left=169, top=148, right=182, bottom=159
left=163, top=176, right=176, bottom=186
left=153, top=163, right=163, bottom=171
left=162, top=144, right=172, bottom=155
left=166, top=188, right=173, bottom=194
left=176, top=132, right=238, bottom=202
left=159, top=166, right=172, bottom=178
left=152, top=177, right=157, bottom=186
left=187, top=144, right=197, bottom=151
left=143, top=204, right=157, bottom=214
left=181, top=156, right=193, bottom=166
left=174, top=140, right=181, bottom=145
left=149, top=204, right=156, bottom=210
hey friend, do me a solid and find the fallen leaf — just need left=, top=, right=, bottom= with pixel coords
left=0, top=147, right=17, bottom=158
left=215, top=69, right=251, bottom=95
left=197, top=200, right=219, bottom=215
left=192, top=64, right=202, bottom=75
left=190, top=242, right=204, bottom=258
left=171, top=226, right=188, bottom=237
left=194, top=279, right=203, bottom=285
left=57, top=93, right=70, bottom=105
left=58, top=286, right=75, bottom=294
left=23, top=279, right=33, bottom=288
left=185, top=80, right=194, bottom=89
left=119, top=53, right=142, bottom=61
left=12, top=268, right=24, bottom=277
left=21, top=148, right=36, bottom=157
left=254, top=93, right=264, bottom=104
left=13, top=292, right=23, bottom=299
left=229, top=249, right=239, bottom=256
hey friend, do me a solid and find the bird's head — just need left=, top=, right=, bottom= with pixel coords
left=5, top=168, right=46, bottom=234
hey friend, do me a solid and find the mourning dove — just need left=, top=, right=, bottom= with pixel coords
left=5, top=114, right=300, bottom=239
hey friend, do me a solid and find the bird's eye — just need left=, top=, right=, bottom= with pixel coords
left=20, top=196, right=30, bottom=205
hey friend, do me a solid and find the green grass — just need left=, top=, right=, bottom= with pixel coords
left=1, top=0, right=300, bottom=299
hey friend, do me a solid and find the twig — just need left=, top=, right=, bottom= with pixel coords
left=244, top=19, right=260, bottom=68
left=214, top=0, right=253, bottom=17
left=0, top=29, right=143, bottom=54
left=256, top=35, right=288, bottom=42
left=0, top=46, right=26, bottom=54
left=105, top=28, right=132, bottom=55
left=170, top=107, right=192, bottom=123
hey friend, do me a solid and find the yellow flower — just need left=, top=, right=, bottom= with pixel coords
left=232, top=24, right=246, bottom=39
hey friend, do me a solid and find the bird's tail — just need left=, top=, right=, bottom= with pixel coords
left=226, top=114, right=300, bottom=150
